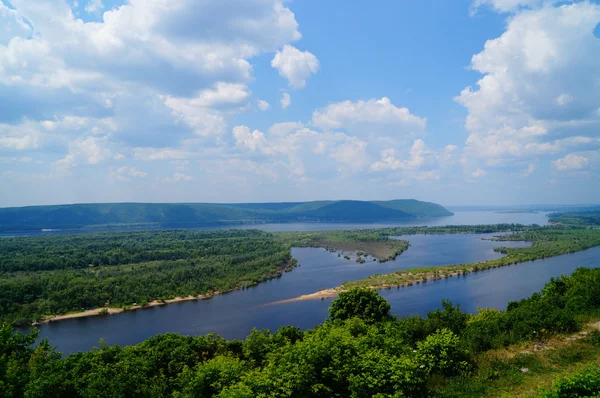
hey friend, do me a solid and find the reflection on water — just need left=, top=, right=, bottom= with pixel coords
left=33, top=232, right=591, bottom=356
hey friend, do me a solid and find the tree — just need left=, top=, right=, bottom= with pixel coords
left=329, top=288, right=391, bottom=324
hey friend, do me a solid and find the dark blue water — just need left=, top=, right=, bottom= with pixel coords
left=33, top=232, right=595, bottom=356
left=0, top=210, right=549, bottom=238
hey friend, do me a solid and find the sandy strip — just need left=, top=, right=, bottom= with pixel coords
left=38, top=292, right=226, bottom=324
left=265, top=269, right=468, bottom=306
left=264, top=288, right=341, bottom=306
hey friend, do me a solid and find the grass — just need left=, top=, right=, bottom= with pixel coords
left=433, top=322, right=600, bottom=397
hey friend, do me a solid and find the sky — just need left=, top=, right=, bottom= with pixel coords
left=0, top=0, right=599, bottom=207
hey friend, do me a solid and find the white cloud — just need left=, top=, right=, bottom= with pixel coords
left=329, top=137, right=368, bottom=173
left=164, top=172, right=195, bottom=182
left=370, top=139, right=437, bottom=172
left=1, top=0, right=303, bottom=95
left=110, top=166, right=147, bottom=182
left=471, top=0, right=565, bottom=13
left=0, top=135, right=39, bottom=150
left=84, top=0, right=103, bottom=14
left=457, top=3, right=600, bottom=164
left=271, top=45, right=319, bottom=89
left=268, top=121, right=303, bottom=135
left=552, top=153, right=589, bottom=171
left=0, top=2, right=31, bottom=44
left=133, top=147, right=189, bottom=161
left=233, top=125, right=273, bottom=154
left=312, top=97, right=427, bottom=138
left=53, top=136, right=111, bottom=169
left=281, top=92, right=291, bottom=109
left=556, top=93, right=573, bottom=107
left=472, top=168, right=488, bottom=177
left=257, top=99, right=270, bottom=111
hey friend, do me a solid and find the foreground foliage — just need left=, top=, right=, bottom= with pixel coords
left=2, top=267, right=600, bottom=397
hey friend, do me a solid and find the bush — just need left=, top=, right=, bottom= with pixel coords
left=329, top=288, right=391, bottom=324
left=416, top=329, right=471, bottom=377
left=539, top=365, right=600, bottom=398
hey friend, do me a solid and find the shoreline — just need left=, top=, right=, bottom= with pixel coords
left=267, top=243, right=600, bottom=305
left=37, top=290, right=232, bottom=325
left=36, top=261, right=298, bottom=325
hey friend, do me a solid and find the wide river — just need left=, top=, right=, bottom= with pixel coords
left=1, top=210, right=549, bottom=237
left=32, top=224, right=600, bottom=355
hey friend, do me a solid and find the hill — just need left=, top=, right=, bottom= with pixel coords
left=0, top=199, right=453, bottom=232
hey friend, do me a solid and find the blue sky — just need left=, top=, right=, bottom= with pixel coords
left=0, top=0, right=599, bottom=207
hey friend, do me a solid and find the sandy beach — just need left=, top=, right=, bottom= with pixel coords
left=38, top=292, right=225, bottom=324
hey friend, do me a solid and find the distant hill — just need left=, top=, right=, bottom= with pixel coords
left=0, top=200, right=453, bottom=232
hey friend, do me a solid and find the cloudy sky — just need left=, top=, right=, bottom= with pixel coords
left=1, top=0, right=599, bottom=207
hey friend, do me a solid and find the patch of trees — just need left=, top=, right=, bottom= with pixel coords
left=3, top=267, right=600, bottom=397
left=549, top=211, right=600, bottom=226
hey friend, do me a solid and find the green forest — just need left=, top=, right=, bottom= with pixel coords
left=0, top=199, right=453, bottom=232
left=549, top=211, right=600, bottom=226
left=3, top=268, right=600, bottom=397
left=0, top=230, right=296, bottom=325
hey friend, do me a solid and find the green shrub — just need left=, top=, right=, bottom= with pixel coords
left=539, top=365, right=600, bottom=398
left=329, top=288, right=391, bottom=324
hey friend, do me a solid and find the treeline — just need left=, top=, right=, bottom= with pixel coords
left=0, top=230, right=282, bottom=272
left=3, top=268, right=600, bottom=397
left=549, top=211, right=600, bottom=226
left=0, top=230, right=294, bottom=325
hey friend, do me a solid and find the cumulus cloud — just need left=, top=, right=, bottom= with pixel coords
left=0, top=2, right=31, bottom=44
left=457, top=2, right=600, bottom=165
left=552, top=153, right=589, bottom=171
left=370, top=139, right=440, bottom=173
left=312, top=97, right=427, bottom=138
left=53, top=136, right=112, bottom=169
left=257, top=100, right=270, bottom=111
left=271, top=45, right=319, bottom=88
left=233, top=126, right=274, bottom=154
left=281, top=92, right=291, bottom=109
left=0, top=0, right=312, bottom=181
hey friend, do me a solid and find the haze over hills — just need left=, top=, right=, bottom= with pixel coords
left=0, top=199, right=453, bottom=232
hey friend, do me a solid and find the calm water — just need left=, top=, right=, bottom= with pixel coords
left=0, top=210, right=549, bottom=238
left=34, top=232, right=597, bottom=356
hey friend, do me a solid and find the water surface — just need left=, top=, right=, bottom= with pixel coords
left=35, top=232, right=590, bottom=356
left=1, top=210, right=549, bottom=238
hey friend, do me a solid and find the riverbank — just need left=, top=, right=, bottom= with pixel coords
left=39, top=291, right=228, bottom=324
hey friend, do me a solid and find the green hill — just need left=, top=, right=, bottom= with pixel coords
left=0, top=199, right=453, bottom=232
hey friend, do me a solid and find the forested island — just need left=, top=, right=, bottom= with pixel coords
left=0, top=199, right=453, bottom=232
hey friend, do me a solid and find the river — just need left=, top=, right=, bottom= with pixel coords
left=33, top=230, right=600, bottom=356
left=0, top=210, right=549, bottom=238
